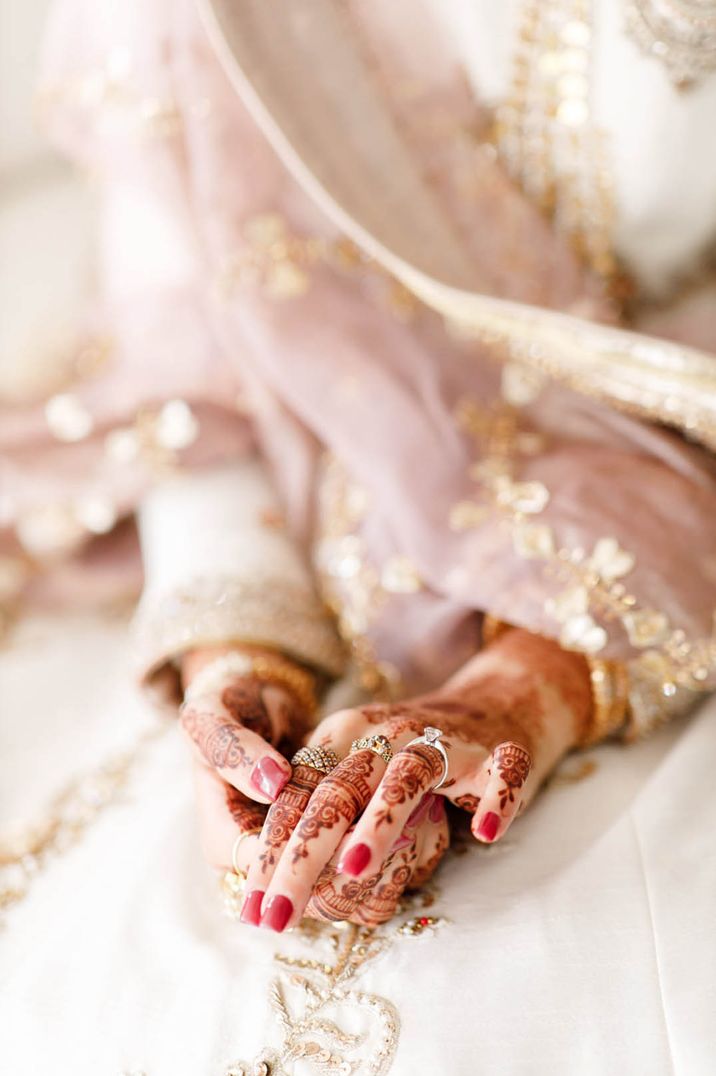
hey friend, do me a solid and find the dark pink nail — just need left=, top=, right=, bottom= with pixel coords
left=239, top=889, right=264, bottom=926
left=406, top=794, right=431, bottom=828
left=250, top=757, right=289, bottom=801
left=429, top=795, right=446, bottom=823
left=260, top=894, right=293, bottom=932
left=478, top=811, right=500, bottom=842
left=338, top=842, right=372, bottom=876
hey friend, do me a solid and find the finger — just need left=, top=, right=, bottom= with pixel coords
left=258, top=749, right=384, bottom=933
left=471, top=741, right=533, bottom=843
left=180, top=691, right=292, bottom=803
left=303, top=818, right=416, bottom=927
left=408, top=794, right=450, bottom=889
left=190, top=760, right=266, bottom=871
left=239, top=761, right=324, bottom=925
left=352, top=841, right=419, bottom=927
left=335, top=741, right=446, bottom=881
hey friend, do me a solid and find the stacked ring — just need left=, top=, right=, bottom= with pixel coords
left=350, top=733, right=393, bottom=766
left=231, top=827, right=262, bottom=877
left=291, top=745, right=341, bottom=774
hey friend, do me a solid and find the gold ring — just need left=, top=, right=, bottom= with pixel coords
left=231, top=827, right=262, bottom=877
left=350, top=734, right=393, bottom=766
left=291, top=745, right=341, bottom=774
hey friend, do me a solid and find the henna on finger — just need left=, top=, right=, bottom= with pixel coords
left=473, top=740, right=533, bottom=843
left=182, top=706, right=251, bottom=771
left=225, top=786, right=267, bottom=833
left=221, top=679, right=274, bottom=741
left=291, top=750, right=378, bottom=865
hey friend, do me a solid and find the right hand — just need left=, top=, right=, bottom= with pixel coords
left=180, top=644, right=313, bottom=809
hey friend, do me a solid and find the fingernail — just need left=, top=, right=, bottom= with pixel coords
left=429, top=795, right=446, bottom=823
left=406, top=794, right=431, bottom=827
left=239, top=888, right=264, bottom=926
left=260, top=894, right=293, bottom=933
left=250, top=757, right=289, bottom=801
left=390, top=832, right=413, bottom=852
left=338, top=842, right=372, bottom=876
left=478, top=811, right=500, bottom=842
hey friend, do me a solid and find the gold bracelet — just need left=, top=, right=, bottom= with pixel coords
left=580, top=657, right=630, bottom=747
left=481, top=614, right=514, bottom=647
left=249, top=653, right=317, bottom=717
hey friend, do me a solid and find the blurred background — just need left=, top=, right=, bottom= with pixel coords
left=0, top=0, right=95, bottom=404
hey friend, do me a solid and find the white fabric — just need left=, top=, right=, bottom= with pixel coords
left=138, top=460, right=312, bottom=603
left=1, top=611, right=715, bottom=1074
left=428, top=0, right=716, bottom=295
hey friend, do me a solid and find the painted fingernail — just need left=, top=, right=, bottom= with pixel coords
left=429, top=795, right=446, bottom=823
left=406, top=794, right=431, bottom=827
left=239, top=888, right=264, bottom=927
left=478, top=811, right=500, bottom=842
left=338, top=842, right=372, bottom=876
left=260, top=894, right=293, bottom=933
left=250, top=757, right=289, bottom=801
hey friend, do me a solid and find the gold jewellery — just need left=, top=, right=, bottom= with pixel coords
left=290, top=745, right=341, bottom=774
left=350, top=733, right=394, bottom=766
left=184, top=649, right=317, bottom=716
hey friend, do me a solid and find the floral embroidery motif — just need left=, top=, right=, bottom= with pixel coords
left=222, top=894, right=446, bottom=1076
left=216, top=213, right=418, bottom=318
left=451, top=388, right=716, bottom=736
left=315, top=455, right=424, bottom=698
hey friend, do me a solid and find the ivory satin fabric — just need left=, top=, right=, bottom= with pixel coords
left=1, top=611, right=714, bottom=1075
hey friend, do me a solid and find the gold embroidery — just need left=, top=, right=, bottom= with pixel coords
left=0, top=723, right=168, bottom=919
left=494, top=0, right=627, bottom=301
left=216, top=212, right=419, bottom=318
left=452, top=391, right=716, bottom=736
left=222, top=892, right=445, bottom=1076
left=624, top=0, right=716, bottom=89
left=315, top=455, right=424, bottom=698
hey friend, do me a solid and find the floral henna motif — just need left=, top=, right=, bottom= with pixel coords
left=225, top=786, right=267, bottom=832
left=292, top=752, right=378, bottom=865
left=493, top=742, right=532, bottom=811
left=259, top=764, right=322, bottom=874
left=374, top=744, right=444, bottom=829
left=454, top=793, right=480, bottom=814
left=181, top=708, right=250, bottom=770
left=410, top=829, right=449, bottom=889
left=359, top=851, right=417, bottom=926
left=305, top=863, right=380, bottom=923
left=222, top=680, right=274, bottom=741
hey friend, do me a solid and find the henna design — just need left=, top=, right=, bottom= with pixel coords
left=454, top=793, right=480, bottom=814
left=359, top=850, right=417, bottom=926
left=305, top=863, right=380, bottom=923
left=493, top=742, right=532, bottom=811
left=258, top=764, right=323, bottom=874
left=291, top=752, right=377, bottom=864
left=222, top=679, right=273, bottom=741
left=181, top=708, right=250, bottom=770
left=374, top=744, right=444, bottom=829
left=225, top=786, right=267, bottom=833
left=410, top=828, right=450, bottom=889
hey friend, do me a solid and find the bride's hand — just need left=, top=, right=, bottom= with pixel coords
left=241, top=628, right=591, bottom=931
left=180, top=644, right=313, bottom=805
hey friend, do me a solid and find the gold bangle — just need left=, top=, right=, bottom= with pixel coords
left=250, top=653, right=317, bottom=717
left=580, top=657, right=630, bottom=747
left=481, top=614, right=514, bottom=647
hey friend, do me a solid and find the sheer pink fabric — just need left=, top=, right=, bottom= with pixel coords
left=3, top=0, right=715, bottom=694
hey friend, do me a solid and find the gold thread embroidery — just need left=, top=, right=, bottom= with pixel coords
left=314, top=455, right=424, bottom=698
left=451, top=389, right=716, bottom=735
left=624, top=0, right=716, bottom=89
